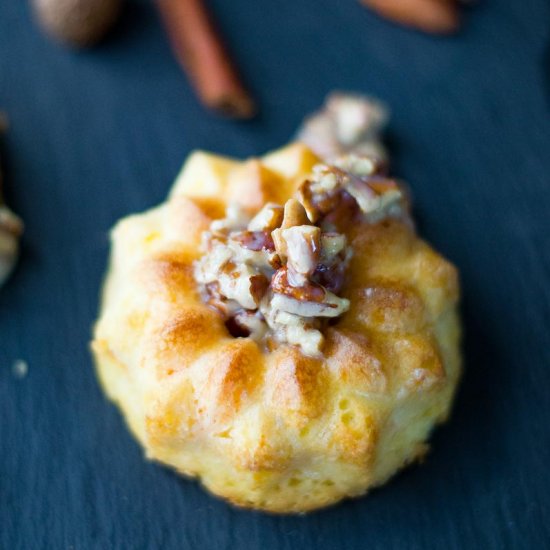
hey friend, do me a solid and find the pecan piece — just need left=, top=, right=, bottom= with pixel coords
left=272, top=199, right=311, bottom=258
left=281, top=198, right=310, bottom=229
left=271, top=292, right=349, bottom=318
left=364, top=175, right=400, bottom=195
left=204, top=282, right=239, bottom=317
left=226, top=310, right=267, bottom=339
left=319, top=190, right=360, bottom=232
left=298, top=176, right=341, bottom=223
left=281, top=225, right=321, bottom=285
left=271, top=266, right=326, bottom=303
left=232, top=230, right=275, bottom=252
left=249, top=273, right=269, bottom=304
left=247, top=202, right=284, bottom=232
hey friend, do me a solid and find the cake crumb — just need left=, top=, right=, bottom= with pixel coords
left=12, top=359, right=28, bottom=379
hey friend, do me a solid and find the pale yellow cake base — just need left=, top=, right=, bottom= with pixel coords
left=92, top=143, right=461, bottom=513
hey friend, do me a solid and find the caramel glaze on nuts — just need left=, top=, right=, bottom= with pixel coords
left=194, top=154, right=409, bottom=357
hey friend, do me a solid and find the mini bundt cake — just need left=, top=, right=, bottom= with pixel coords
left=92, top=141, right=461, bottom=513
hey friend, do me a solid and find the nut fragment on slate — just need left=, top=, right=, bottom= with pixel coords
left=360, top=0, right=460, bottom=34
left=31, top=0, right=122, bottom=47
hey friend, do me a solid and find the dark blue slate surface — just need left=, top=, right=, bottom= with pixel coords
left=1, top=0, right=549, bottom=548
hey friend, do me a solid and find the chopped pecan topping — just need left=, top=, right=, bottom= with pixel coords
left=299, top=158, right=407, bottom=227
left=194, top=152, right=407, bottom=356
left=296, top=93, right=389, bottom=162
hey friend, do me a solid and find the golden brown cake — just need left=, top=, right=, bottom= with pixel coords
left=92, top=142, right=460, bottom=513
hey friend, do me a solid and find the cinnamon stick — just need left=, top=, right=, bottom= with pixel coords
left=156, top=0, right=256, bottom=118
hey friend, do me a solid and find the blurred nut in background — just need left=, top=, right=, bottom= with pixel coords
left=0, top=206, right=23, bottom=288
left=361, top=0, right=460, bottom=34
left=31, top=0, right=122, bottom=47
